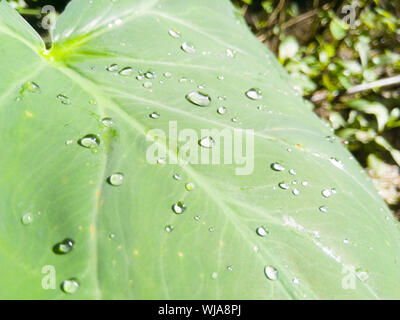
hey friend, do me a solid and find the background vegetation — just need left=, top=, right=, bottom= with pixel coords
left=7, top=0, right=400, bottom=218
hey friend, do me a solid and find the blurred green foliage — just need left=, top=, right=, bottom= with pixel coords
left=233, top=0, right=400, bottom=217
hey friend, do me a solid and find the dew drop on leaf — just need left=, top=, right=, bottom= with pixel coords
left=119, top=67, right=133, bottom=76
left=61, top=279, right=79, bottom=294
left=217, top=106, right=227, bottom=115
left=53, top=238, right=75, bottom=254
left=173, top=173, right=182, bottom=180
left=256, top=226, right=268, bottom=237
left=271, top=163, right=285, bottom=171
left=186, top=91, right=211, bottom=107
left=319, top=206, right=328, bottom=213
left=264, top=265, right=278, bottom=280
left=321, top=189, right=332, bottom=198
left=21, top=81, right=41, bottom=94
left=106, top=64, right=119, bottom=72
left=246, top=88, right=262, bottom=100
left=108, top=173, right=124, bottom=186
left=57, top=94, right=71, bottom=105
left=172, top=202, right=186, bottom=214
left=181, top=42, right=195, bottom=53
left=356, top=268, right=369, bottom=281
left=21, top=213, right=33, bottom=226
left=185, top=182, right=195, bottom=191
left=278, top=182, right=290, bottom=190
left=149, top=112, right=160, bottom=119
left=101, top=117, right=114, bottom=127
left=145, top=71, right=155, bottom=79
left=292, top=188, right=300, bottom=196
left=168, top=29, right=180, bottom=38
left=198, top=136, right=215, bottom=148
left=165, top=225, right=174, bottom=233
left=78, top=134, right=100, bottom=149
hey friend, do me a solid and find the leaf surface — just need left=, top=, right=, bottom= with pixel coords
left=0, top=0, right=399, bottom=299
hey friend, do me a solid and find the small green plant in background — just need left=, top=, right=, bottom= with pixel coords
left=234, top=0, right=400, bottom=218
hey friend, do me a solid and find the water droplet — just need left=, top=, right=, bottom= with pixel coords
left=21, top=213, right=33, bottom=226
left=301, top=181, right=309, bottom=187
left=271, top=163, right=285, bottom=171
left=61, top=279, right=79, bottom=294
left=181, top=42, right=195, bottom=53
left=145, top=71, right=155, bottom=79
left=143, top=81, right=153, bottom=88
left=246, top=88, right=262, bottom=100
left=168, top=29, right=180, bottom=38
left=256, top=226, right=268, bottom=237
left=107, top=173, right=124, bottom=186
left=211, top=272, right=218, bottom=279
left=227, top=265, right=233, bottom=271
left=106, top=64, right=119, bottom=72
left=289, top=169, right=296, bottom=175
left=264, top=265, right=278, bottom=280
left=194, top=215, right=200, bottom=221
left=329, top=157, right=344, bottom=169
left=163, top=72, right=172, bottom=78
left=149, top=112, right=160, bottom=119
left=101, top=117, right=114, bottom=127
left=356, top=268, right=369, bottom=281
left=65, top=140, right=73, bottom=146
left=319, top=206, right=328, bottom=213
left=292, top=278, right=299, bottom=285
left=292, top=188, right=301, bottom=196
left=226, top=48, right=235, bottom=58
left=217, top=106, right=227, bottom=115
left=21, top=81, right=41, bottom=94
left=198, top=136, right=215, bottom=148
left=186, top=91, right=211, bottom=107
left=231, top=117, right=238, bottom=123
left=57, top=94, right=71, bottom=105
left=172, top=201, right=186, bottom=214
left=165, top=225, right=174, bottom=232
left=209, top=226, right=215, bottom=232
left=53, top=238, right=75, bottom=254
left=217, top=75, right=224, bottom=80
left=321, top=189, right=332, bottom=198
left=173, top=173, right=182, bottom=180
left=185, top=182, right=195, bottom=191
left=109, top=233, right=116, bottom=239
left=78, top=134, right=100, bottom=149
left=119, top=67, right=133, bottom=76
left=278, top=182, right=290, bottom=190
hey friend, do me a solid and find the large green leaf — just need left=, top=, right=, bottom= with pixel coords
left=0, top=0, right=399, bottom=299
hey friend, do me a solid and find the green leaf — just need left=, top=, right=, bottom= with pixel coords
left=1, top=0, right=400, bottom=299
left=279, top=36, right=299, bottom=62
left=346, top=99, right=389, bottom=132
left=329, top=17, right=349, bottom=40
